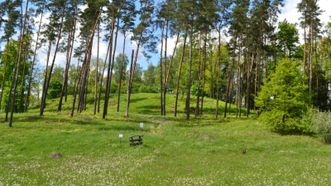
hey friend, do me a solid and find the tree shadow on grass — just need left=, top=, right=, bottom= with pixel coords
left=201, top=107, right=247, bottom=116
left=130, top=97, right=147, bottom=103
left=176, top=121, right=219, bottom=128
left=14, top=115, right=71, bottom=124
left=98, top=124, right=150, bottom=132
left=13, top=114, right=106, bottom=127
left=70, top=119, right=106, bottom=126
left=136, top=105, right=160, bottom=115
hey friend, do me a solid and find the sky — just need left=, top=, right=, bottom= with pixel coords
left=279, top=0, right=331, bottom=43
left=2, top=0, right=331, bottom=71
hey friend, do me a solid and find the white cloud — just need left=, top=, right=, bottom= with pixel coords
left=159, top=35, right=179, bottom=58
left=319, top=0, right=331, bottom=25
left=279, top=0, right=301, bottom=24
left=279, top=0, right=331, bottom=43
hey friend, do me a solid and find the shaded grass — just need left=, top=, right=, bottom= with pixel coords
left=56, top=93, right=247, bottom=117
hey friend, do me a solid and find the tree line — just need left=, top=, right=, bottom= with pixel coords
left=0, top=0, right=330, bottom=127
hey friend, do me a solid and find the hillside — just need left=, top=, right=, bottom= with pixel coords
left=0, top=93, right=330, bottom=185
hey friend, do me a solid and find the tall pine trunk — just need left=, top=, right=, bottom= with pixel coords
left=98, top=45, right=110, bottom=113
left=160, top=23, right=164, bottom=115
left=236, top=44, right=242, bottom=117
left=185, top=32, right=193, bottom=120
left=125, top=49, right=135, bottom=117
left=40, top=14, right=64, bottom=116
left=125, top=30, right=142, bottom=117
left=195, top=35, right=202, bottom=116
left=19, top=49, right=27, bottom=112
left=40, top=40, right=52, bottom=111
left=70, top=57, right=82, bottom=117
left=224, top=58, right=235, bottom=118
left=309, top=23, right=313, bottom=95
left=8, top=0, right=29, bottom=127
left=216, top=30, right=221, bottom=118
left=174, top=34, right=187, bottom=117
left=58, top=23, right=75, bottom=111
left=165, top=32, right=179, bottom=88
left=117, top=33, right=126, bottom=112
left=58, top=6, right=77, bottom=111
left=246, top=53, right=255, bottom=117
left=25, top=10, right=44, bottom=111
left=200, top=35, right=207, bottom=115
left=103, top=17, right=119, bottom=119
left=162, top=20, right=169, bottom=115
left=77, top=38, right=94, bottom=112
left=71, top=14, right=101, bottom=116
left=0, top=38, right=11, bottom=112
left=93, top=21, right=100, bottom=115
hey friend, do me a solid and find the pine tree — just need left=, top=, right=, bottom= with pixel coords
left=25, top=0, right=47, bottom=111
left=58, top=0, right=79, bottom=112
left=116, top=0, right=135, bottom=113
left=241, top=0, right=283, bottom=116
left=40, top=0, right=66, bottom=116
left=72, top=0, right=104, bottom=116
left=276, top=20, right=299, bottom=57
left=8, top=0, right=30, bottom=127
left=157, top=0, right=177, bottom=116
left=174, top=35, right=187, bottom=117
left=298, top=0, right=322, bottom=97
left=102, top=0, right=122, bottom=118
left=93, top=20, right=100, bottom=115
left=225, top=0, right=249, bottom=118
left=113, top=54, right=128, bottom=112
left=0, top=0, right=21, bottom=113
left=125, top=0, right=156, bottom=117
left=173, top=0, right=199, bottom=119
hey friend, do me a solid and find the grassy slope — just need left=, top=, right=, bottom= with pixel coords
left=0, top=93, right=330, bottom=185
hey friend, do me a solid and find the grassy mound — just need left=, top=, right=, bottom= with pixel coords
left=0, top=93, right=330, bottom=185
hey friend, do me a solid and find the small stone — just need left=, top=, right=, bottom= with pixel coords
left=242, top=148, right=247, bottom=154
left=50, top=152, right=62, bottom=158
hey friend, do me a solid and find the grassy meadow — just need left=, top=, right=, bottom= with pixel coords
left=0, top=93, right=330, bottom=185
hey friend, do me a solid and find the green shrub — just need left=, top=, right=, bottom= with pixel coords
left=110, top=83, right=118, bottom=94
left=48, top=80, right=63, bottom=99
left=138, top=85, right=158, bottom=93
left=259, top=109, right=313, bottom=134
left=256, top=58, right=310, bottom=134
left=313, top=112, right=331, bottom=144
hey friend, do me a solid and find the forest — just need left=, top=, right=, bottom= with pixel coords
left=0, top=0, right=330, bottom=185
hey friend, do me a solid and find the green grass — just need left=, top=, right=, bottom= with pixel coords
left=0, top=93, right=330, bottom=185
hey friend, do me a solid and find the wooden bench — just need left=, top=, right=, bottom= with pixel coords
left=129, top=135, right=143, bottom=146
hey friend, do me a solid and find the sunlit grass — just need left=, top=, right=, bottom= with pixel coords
left=0, top=93, right=330, bottom=185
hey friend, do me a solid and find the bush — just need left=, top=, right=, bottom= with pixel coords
left=256, top=58, right=309, bottom=134
left=138, top=85, right=158, bottom=93
left=110, top=83, right=118, bottom=94
left=259, top=109, right=313, bottom=134
left=48, top=80, right=63, bottom=99
left=313, top=112, right=331, bottom=144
